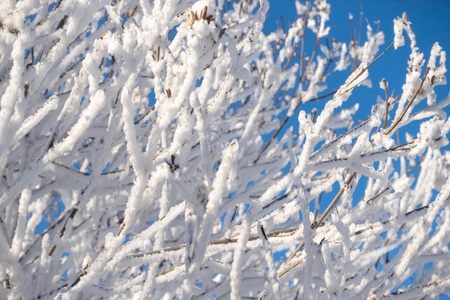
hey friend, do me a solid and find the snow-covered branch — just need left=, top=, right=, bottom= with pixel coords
left=0, top=0, right=448, bottom=299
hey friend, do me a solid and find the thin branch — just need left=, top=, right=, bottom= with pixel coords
left=36, top=46, right=46, bottom=64
left=254, top=89, right=337, bottom=163
left=357, top=5, right=363, bottom=45
left=382, top=78, right=389, bottom=130
left=300, top=17, right=320, bottom=84
left=384, top=67, right=430, bottom=135
left=298, top=0, right=311, bottom=80
left=128, top=227, right=298, bottom=259
left=366, top=186, right=390, bottom=204
left=345, top=41, right=394, bottom=91
left=283, top=44, right=298, bottom=72
left=386, top=275, right=450, bottom=297
left=313, top=172, right=358, bottom=229
left=285, top=172, right=357, bottom=265
left=350, top=205, right=428, bottom=237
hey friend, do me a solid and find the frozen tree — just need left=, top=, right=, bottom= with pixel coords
left=0, top=0, right=449, bottom=299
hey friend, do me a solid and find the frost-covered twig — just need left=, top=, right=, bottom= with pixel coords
left=0, top=0, right=448, bottom=299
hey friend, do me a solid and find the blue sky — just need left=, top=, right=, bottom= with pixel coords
left=265, top=0, right=450, bottom=83
left=264, top=0, right=450, bottom=143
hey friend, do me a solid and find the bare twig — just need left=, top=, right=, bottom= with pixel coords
left=366, top=186, right=390, bottom=204
left=382, top=78, right=389, bottom=129
left=36, top=46, right=46, bottom=64
left=285, top=172, right=357, bottom=264
left=357, top=5, right=363, bottom=45
left=384, top=67, right=430, bottom=135
left=129, top=227, right=298, bottom=259
left=300, top=17, right=320, bottom=84
left=387, top=275, right=450, bottom=297
left=298, top=0, right=311, bottom=79
left=345, top=41, right=394, bottom=92
left=313, top=172, right=358, bottom=229
left=254, top=89, right=337, bottom=163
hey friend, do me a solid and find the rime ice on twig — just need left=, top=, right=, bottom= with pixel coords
left=0, top=0, right=448, bottom=299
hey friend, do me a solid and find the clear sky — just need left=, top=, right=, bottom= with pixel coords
left=264, top=0, right=450, bottom=145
